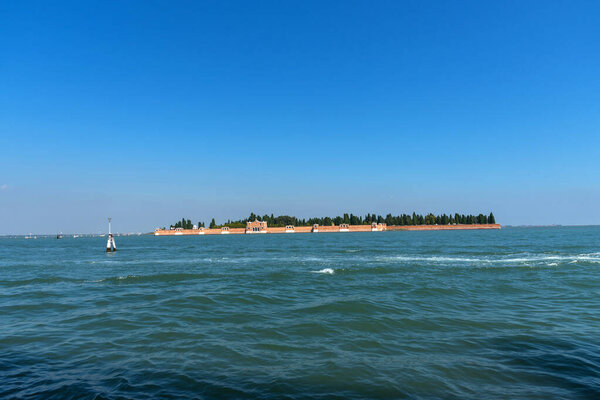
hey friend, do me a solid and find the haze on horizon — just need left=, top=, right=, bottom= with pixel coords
left=1, top=1, right=599, bottom=235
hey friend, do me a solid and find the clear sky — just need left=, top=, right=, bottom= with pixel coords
left=1, top=1, right=599, bottom=234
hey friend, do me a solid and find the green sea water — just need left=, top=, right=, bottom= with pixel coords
left=1, top=227, right=599, bottom=399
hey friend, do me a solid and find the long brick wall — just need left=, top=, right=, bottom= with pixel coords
left=386, top=224, right=500, bottom=231
left=153, top=223, right=500, bottom=236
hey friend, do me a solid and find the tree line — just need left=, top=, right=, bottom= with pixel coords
left=171, top=218, right=204, bottom=229
left=170, top=212, right=495, bottom=229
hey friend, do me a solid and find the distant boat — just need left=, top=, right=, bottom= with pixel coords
left=57, top=233, right=62, bottom=239
left=24, top=233, right=32, bottom=239
left=73, top=235, right=79, bottom=238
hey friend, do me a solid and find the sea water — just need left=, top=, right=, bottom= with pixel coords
left=1, top=226, right=599, bottom=399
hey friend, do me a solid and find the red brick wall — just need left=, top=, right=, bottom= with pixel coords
left=386, top=224, right=500, bottom=231
left=154, top=223, right=500, bottom=236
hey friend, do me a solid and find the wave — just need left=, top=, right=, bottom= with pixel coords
left=95, top=257, right=233, bottom=265
left=377, top=253, right=600, bottom=265
left=1, top=276, right=85, bottom=287
left=1, top=273, right=219, bottom=287
left=311, top=268, right=335, bottom=274
left=99, top=272, right=214, bottom=284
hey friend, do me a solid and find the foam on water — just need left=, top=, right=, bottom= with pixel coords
left=379, top=252, right=600, bottom=265
left=311, top=268, right=335, bottom=274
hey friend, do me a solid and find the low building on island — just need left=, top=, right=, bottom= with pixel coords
left=372, top=222, right=386, bottom=231
left=246, top=220, right=267, bottom=234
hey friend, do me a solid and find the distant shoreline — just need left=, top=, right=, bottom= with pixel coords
left=153, top=223, right=501, bottom=236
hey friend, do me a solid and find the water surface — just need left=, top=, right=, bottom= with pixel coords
left=1, top=227, right=599, bottom=399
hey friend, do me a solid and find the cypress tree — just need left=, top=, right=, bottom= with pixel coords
left=343, top=213, right=350, bottom=224
left=385, top=213, right=393, bottom=225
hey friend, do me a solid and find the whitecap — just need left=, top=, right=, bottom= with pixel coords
left=117, top=275, right=138, bottom=280
left=311, top=268, right=334, bottom=274
left=379, top=253, right=600, bottom=265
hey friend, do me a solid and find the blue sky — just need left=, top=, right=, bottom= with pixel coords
left=1, top=0, right=599, bottom=234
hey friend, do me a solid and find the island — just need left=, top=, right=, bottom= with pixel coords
left=153, top=212, right=500, bottom=235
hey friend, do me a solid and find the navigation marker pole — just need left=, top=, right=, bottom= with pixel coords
left=106, top=217, right=117, bottom=252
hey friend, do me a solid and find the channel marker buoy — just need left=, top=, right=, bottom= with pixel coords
left=106, top=217, right=117, bottom=252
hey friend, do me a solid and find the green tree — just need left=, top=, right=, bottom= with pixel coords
left=343, top=213, right=350, bottom=224
left=489, top=212, right=496, bottom=224
left=209, top=218, right=216, bottom=229
left=385, top=213, right=393, bottom=225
